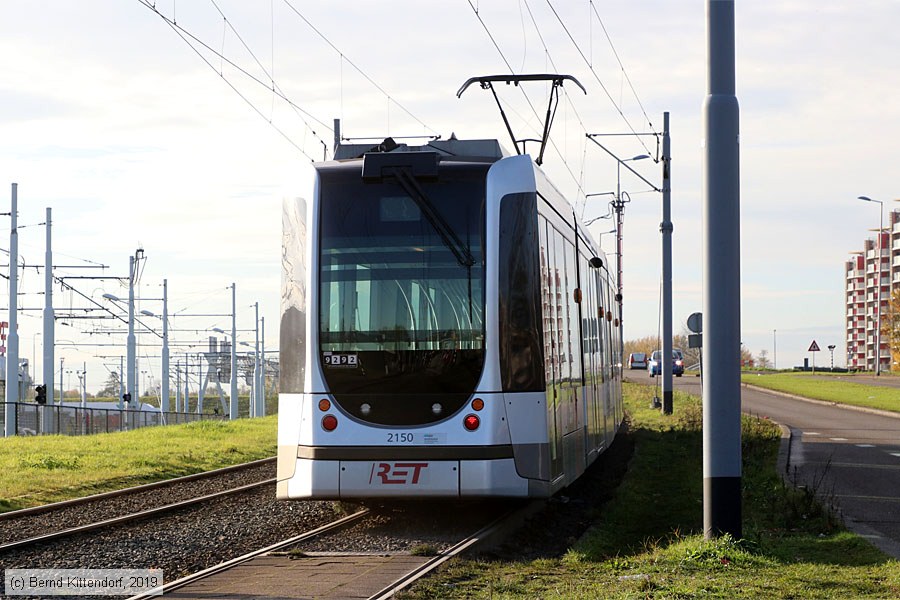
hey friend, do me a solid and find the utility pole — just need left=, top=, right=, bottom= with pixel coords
left=254, top=302, right=260, bottom=418
left=4, top=183, right=19, bottom=436
left=118, top=356, right=124, bottom=410
left=126, top=255, right=136, bottom=407
left=79, top=362, right=86, bottom=408
left=161, top=279, right=169, bottom=413
left=703, top=0, right=742, bottom=539
left=230, top=283, right=238, bottom=420
left=259, top=315, right=266, bottom=417
left=43, top=207, right=55, bottom=405
left=661, top=112, right=674, bottom=415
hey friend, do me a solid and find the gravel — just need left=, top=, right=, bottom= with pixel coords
left=0, top=465, right=340, bottom=600
left=0, top=460, right=277, bottom=544
left=288, top=500, right=512, bottom=556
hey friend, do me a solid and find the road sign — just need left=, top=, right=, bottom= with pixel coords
left=687, top=312, right=703, bottom=333
left=808, top=340, right=820, bottom=352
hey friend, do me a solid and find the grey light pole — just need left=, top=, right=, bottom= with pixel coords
left=259, top=316, right=266, bottom=417
left=5, top=183, right=19, bottom=436
left=162, top=279, right=169, bottom=411
left=773, top=329, right=777, bottom=371
left=127, top=256, right=136, bottom=404
left=660, top=112, right=673, bottom=415
left=858, top=196, right=883, bottom=376
left=118, top=356, right=124, bottom=409
left=230, top=284, right=238, bottom=419
left=43, top=207, right=55, bottom=405
left=253, top=302, right=260, bottom=418
left=703, top=0, right=742, bottom=539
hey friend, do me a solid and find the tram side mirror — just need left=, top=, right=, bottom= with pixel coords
left=589, top=256, right=603, bottom=269
left=615, top=293, right=623, bottom=303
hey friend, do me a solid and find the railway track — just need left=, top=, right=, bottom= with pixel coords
left=0, top=457, right=276, bottom=552
left=127, top=508, right=372, bottom=599
left=125, top=500, right=541, bottom=600
left=0, top=461, right=345, bottom=595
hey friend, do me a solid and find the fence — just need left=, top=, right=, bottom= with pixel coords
left=0, top=402, right=225, bottom=437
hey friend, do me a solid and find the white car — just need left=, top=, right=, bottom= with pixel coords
left=628, top=352, right=648, bottom=370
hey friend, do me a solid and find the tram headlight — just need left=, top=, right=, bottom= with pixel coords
left=463, top=414, right=480, bottom=431
left=360, top=403, right=372, bottom=416
left=322, top=414, right=338, bottom=431
left=431, top=403, right=442, bottom=415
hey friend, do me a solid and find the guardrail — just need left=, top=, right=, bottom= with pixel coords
left=0, top=402, right=225, bottom=437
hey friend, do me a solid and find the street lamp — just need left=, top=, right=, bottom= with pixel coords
left=827, top=344, right=836, bottom=371
left=857, top=195, right=883, bottom=376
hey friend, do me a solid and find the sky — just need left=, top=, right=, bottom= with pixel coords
left=1, top=0, right=898, bottom=395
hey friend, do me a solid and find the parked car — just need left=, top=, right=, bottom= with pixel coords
left=628, top=352, right=648, bottom=370
left=649, top=349, right=685, bottom=377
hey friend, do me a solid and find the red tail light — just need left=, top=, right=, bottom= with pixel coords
left=463, top=414, right=480, bottom=431
left=322, top=415, right=338, bottom=431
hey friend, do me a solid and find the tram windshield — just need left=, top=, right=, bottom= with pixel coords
left=318, top=161, right=486, bottom=425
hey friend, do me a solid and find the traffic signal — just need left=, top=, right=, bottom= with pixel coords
left=35, top=384, right=46, bottom=405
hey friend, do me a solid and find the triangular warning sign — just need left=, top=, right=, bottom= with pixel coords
left=808, top=340, right=820, bottom=352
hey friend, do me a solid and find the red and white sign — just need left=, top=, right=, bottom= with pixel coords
left=340, top=460, right=459, bottom=497
left=369, top=462, right=428, bottom=485
left=808, top=340, right=820, bottom=352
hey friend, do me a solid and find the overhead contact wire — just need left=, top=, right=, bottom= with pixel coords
left=136, top=0, right=326, bottom=161
left=544, top=0, right=654, bottom=155
left=281, top=0, right=438, bottom=136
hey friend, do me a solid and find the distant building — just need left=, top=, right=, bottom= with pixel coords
left=845, top=208, right=900, bottom=371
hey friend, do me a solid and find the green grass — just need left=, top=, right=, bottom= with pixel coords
left=0, top=415, right=276, bottom=512
left=741, top=372, right=900, bottom=413
left=401, top=383, right=900, bottom=599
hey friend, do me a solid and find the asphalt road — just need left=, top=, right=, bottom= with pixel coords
left=629, top=372, right=900, bottom=559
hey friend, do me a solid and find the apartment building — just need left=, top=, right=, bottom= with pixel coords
left=845, top=208, right=900, bottom=371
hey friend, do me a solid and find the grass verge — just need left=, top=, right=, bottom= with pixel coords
left=741, top=372, right=900, bottom=413
left=0, top=415, right=276, bottom=512
left=401, top=383, right=900, bottom=599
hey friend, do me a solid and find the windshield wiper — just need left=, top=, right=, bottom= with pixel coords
left=388, top=166, right=476, bottom=267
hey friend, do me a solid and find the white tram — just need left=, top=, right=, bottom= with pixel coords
left=277, top=137, right=623, bottom=500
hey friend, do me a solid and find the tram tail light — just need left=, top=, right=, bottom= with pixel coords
left=322, top=414, right=338, bottom=431
left=463, top=414, right=480, bottom=431
left=471, top=398, right=484, bottom=411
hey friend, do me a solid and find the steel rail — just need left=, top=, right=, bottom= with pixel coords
left=126, top=508, right=372, bottom=600
left=0, top=456, right=275, bottom=521
left=367, top=506, right=528, bottom=600
left=0, top=478, right=275, bottom=553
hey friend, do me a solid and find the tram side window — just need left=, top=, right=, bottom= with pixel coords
left=538, top=217, right=557, bottom=388
left=563, top=237, right=582, bottom=383
left=498, top=192, right=545, bottom=392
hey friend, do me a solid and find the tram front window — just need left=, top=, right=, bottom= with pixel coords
left=318, top=163, right=486, bottom=426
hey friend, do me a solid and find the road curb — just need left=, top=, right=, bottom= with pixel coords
left=773, top=422, right=792, bottom=477
left=741, top=382, right=900, bottom=421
